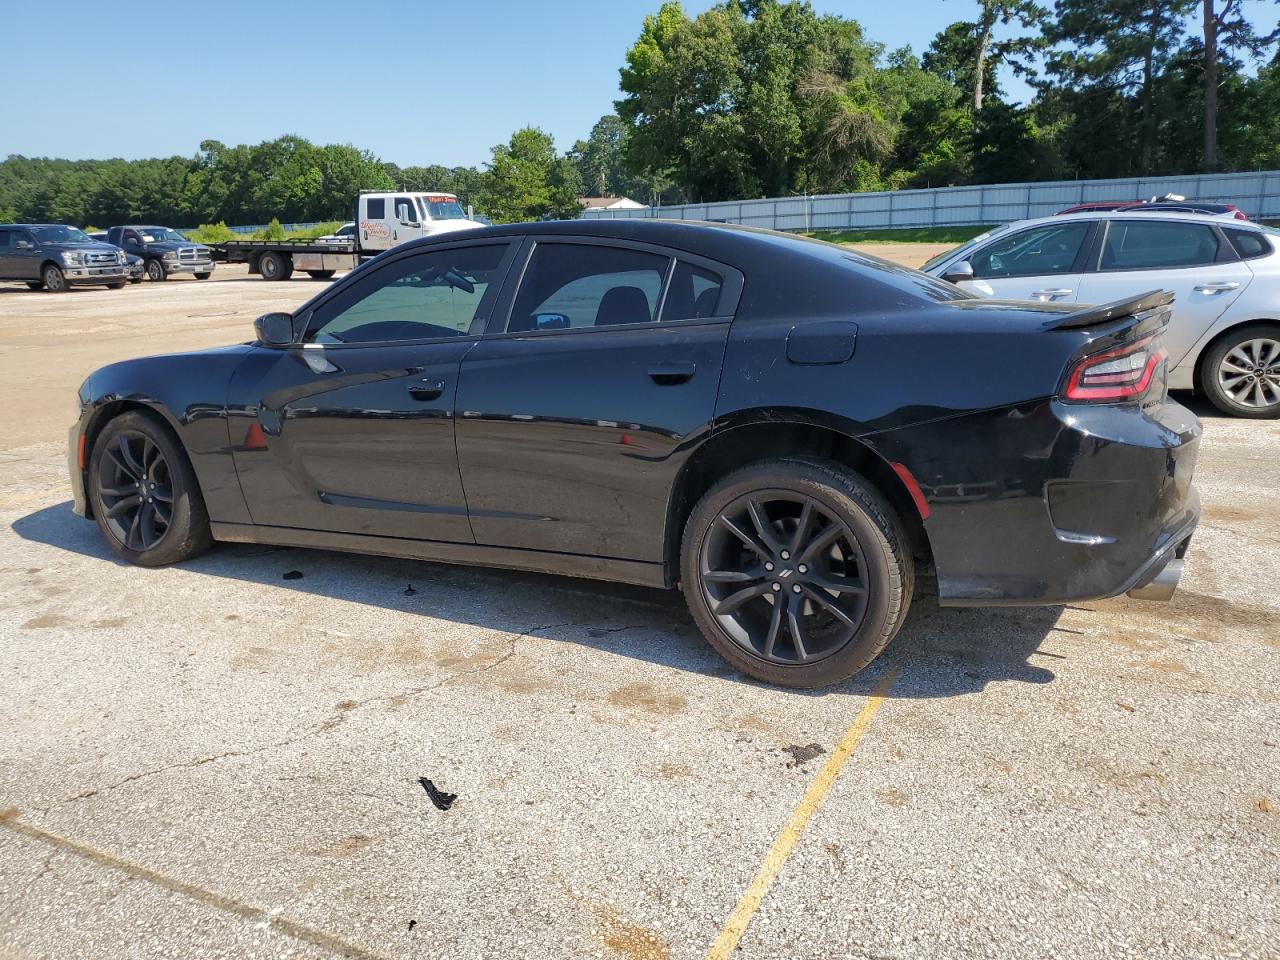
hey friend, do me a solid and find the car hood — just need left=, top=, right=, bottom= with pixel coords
left=45, top=240, right=123, bottom=254
left=140, top=240, right=210, bottom=253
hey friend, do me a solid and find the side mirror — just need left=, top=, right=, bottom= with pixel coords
left=397, top=204, right=418, bottom=226
left=942, top=260, right=975, bottom=284
left=533, top=313, right=570, bottom=330
left=254, top=312, right=298, bottom=347
left=15, top=240, right=33, bottom=250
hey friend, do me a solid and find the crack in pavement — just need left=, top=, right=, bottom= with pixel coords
left=32, top=619, right=582, bottom=814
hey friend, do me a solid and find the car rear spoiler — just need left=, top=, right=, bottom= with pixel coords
left=1044, top=289, right=1174, bottom=330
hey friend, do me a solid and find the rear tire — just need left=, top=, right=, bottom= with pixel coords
left=146, top=259, right=167, bottom=282
left=88, top=410, right=212, bottom=567
left=1200, top=324, right=1280, bottom=419
left=680, top=458, right=913, bottom=688
left=259, top=252, right=293, bottom=281
left=42, top=265, right=67, bottom=292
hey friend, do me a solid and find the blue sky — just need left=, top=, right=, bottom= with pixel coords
left=4, top=0, right=1278, bottom=168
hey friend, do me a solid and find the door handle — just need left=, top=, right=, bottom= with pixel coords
left=647, top=361, right=697, bottom=385
left=1031, top=288, right=1073, bottom=301
left=1194, top=281, right=1241, bottom=293
left=407, top=377, right=445, bottom=401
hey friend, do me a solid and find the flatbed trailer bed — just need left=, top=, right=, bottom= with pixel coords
left=209, top=239, right=363, bottom=280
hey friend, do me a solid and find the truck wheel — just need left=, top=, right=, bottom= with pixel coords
left=25, top=281, right=43, bottom=290
left=107, top=281, right=126, bottom=290
left=306, top=270, right=336, bottom=280
left=146, top=259, right=167, bottom=282
left=43, top=265, right=68, bottom=292
left=194, top=272, right=212, bottom=280
left=259, top=252, right=292, bottom=281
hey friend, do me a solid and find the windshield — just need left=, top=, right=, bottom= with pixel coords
left=419, top=196, right=466, bottom=221
left=31, top=225, right=92, bottom=244
left=137, top=227, right=188, bottom=243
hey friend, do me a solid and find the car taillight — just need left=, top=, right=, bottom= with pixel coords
left=1062, top=334, right=1168, bottom=402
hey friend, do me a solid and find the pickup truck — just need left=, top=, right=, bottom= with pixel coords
left=106, top=225, right=215, bottom=281
left=0, top=224, right=129, bottom=291
left=209, top=191, right=482, bottom=280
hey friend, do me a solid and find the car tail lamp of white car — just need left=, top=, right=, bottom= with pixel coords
left=1063, top=334, right=1169, bottom=401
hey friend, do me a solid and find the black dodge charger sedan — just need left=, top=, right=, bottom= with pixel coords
left=69, top=221, right=1200, bottom=687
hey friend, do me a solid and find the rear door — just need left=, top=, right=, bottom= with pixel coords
left=358, top=195, right=393, bottom=251
left=1074, top=219, right=1251, bottom=369
left=0, top=229, right=14, bottom=279
left=454, top=238, right=741, bottom=562
left=958, top=220, right=1096, bottom=302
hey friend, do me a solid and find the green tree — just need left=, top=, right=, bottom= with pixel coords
left=479, top=127, right=580, bottom=223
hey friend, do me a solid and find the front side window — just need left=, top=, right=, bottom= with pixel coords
left=395, top=197, right=418, bottom=223
left=508, top=243, right=670, bottom=331
left=969, top=222, right=1090, bottom=279
left=306, top=244, right=508, bottom=344
left=1100, top=220, right=1220, bottom=270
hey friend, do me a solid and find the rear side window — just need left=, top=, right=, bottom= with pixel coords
left=0, top=229, right=10, bottom=248
left=661, top=262, right=724, bottom=320
left=1225, top=228, right=1271, bottom=260
left=365, top=197, right=385, bottom=219
left=1100, top=220, right=1220, bottom=270
left=969, top=222, right=1090, bottom=279
left=508, top=243, right=670, bottom=331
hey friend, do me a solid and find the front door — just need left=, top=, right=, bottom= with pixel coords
left=3, top=229, right=41, bottom=280
left=1073, top=218, right=1252, bottom=371
left=455, top=239, right=738, bottom=562
left=229, top=241, right=516, bottom=542
left=958, top=219, right=1096, bottom=302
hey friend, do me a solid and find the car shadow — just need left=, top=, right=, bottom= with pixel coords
left=12, top=502, right=1061, bottom=699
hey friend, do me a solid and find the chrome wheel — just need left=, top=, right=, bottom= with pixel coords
left=97, top=431, right=174, bottom=551
left=1217, top=337, right=1280, bottom=410
left=699, top=491, right=868, bottom=665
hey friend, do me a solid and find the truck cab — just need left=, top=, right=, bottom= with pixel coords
left=356, top=192, right=482, bottom=251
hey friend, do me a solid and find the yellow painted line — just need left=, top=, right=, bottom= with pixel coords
left=705, top=660, right=903, bottom=960
left=0, top=808, right=393, bottom=960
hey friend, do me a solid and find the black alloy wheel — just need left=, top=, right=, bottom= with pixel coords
left=97, top=430, right=174, bottom=551
left=682, top=459, right=913, bottom=688
left=88, top=411, right=212, bottom=566
left=700, top=491, right=868, bottom=664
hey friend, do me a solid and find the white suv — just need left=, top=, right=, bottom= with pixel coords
left=923, top=211, right=1280, bottom=418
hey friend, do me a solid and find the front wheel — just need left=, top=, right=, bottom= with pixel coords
left=25, top=281, right=43, bottom=290
left=681, top=459, right=913, bottom=688
left=88, top=410, right=212, bottom=567
left=1201, top=325, right=1280, bottom=418
left=194, top=272, right=212, bottom=280
left=306, top=270, right=335, bottom=280
left=146, top=259, right=167, bottom=282
left=107, top=281, right=126, bottom=290
left=43, top=265, right=68, bottom=292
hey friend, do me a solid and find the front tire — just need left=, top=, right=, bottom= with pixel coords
left=88, top=410, right=212, bottom=567
left=306, top=270, right=336, bottom=280
left=42, top=265, right=67, bottom=292
left=194, top=272, right=212, bottom=280
left=146, top=259, right=167, bottom=282
left=107, top=281, right=126, bottom=290
left=1201, top=325, right=1280, bottom=418
left=680, top=459, right=913, bottom=689
left=25, top=281, right=43, bottom=290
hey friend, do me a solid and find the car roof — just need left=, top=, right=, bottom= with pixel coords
left=1012, top=209, right=1259, bottom=231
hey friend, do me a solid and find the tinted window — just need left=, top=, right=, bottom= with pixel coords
left=0, top=229, right=10, bottom=248
left=1225, top=228, right=1271, bottom=260
left=508, top=244, right=669, bottom=331
left=969, top=222, right=1090, bottom=279
left=365, top=197, right=385, bottom=219
left=1100, top=220, right=1220, bottom=270
left=307, top=245, right=508, bottom=344
left=661, top=262, right=724, bottom=320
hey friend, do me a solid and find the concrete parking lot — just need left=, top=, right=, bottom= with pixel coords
left=0, top=257, right=1276, bottom=960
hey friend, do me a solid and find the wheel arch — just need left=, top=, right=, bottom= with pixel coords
left=663, top=411, right=933, bottom=586
left=1191, top=317, right=1280, bottom=392
left=80, top=399, right=199, bottom=519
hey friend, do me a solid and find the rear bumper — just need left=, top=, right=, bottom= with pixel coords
left=867, top=396, right=1201, bottom=606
